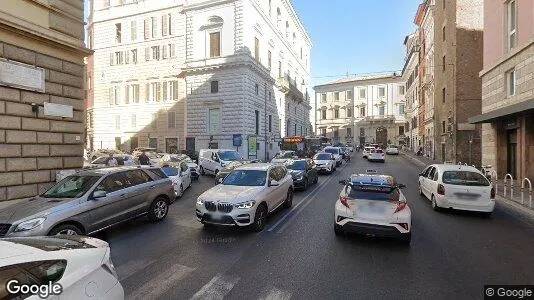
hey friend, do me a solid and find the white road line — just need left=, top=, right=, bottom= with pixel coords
left=258, top=286, right=292, bottom=300
left=190, top=274, right=240, bottom=300
left=117, top=259, right=155, bottom=281
left=129, top=263, right=195, bottom=300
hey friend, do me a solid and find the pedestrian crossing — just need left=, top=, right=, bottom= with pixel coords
left=120, top=260, right=293, bottom=299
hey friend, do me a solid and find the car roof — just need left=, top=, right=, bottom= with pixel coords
left=430, top=164, right=481, bottom=173
left=235, top=163, right=271, bottom=171
left=349, top=174, right=395, bottom=186
left=314, top=152, right=332, bottom=155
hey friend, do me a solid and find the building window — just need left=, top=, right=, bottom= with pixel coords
left=347, top=107, right=352, bottom=118
left=131, top=49, right=137, bottom=64
left=278, top=61, right=282, bottom=78
left=321, top=93, right=326, bottom=103
left=115, top=23, right=122, bottom=43
left=378, top=87, right=385, bottom=97
left=151, top=16, right=157, bottom=37
left=442, top=87, right=446, bottom=103
left=255, top=83, right=259, bottom=95
left=254, top=37, right=260, bottom=61
left=131, top=84, right=139, bottom=103
left=359, top=88, right=366, bottom=99
left=320, top=128, right=326, bottom=137
left=143, top=18, right=149, bottom=40
left=398, top=85, right=405, bottom=95
left=168, top=111, right=176, bottom=128
left=115, top=115, right=120, bottom=130
left=208, top=108, right=220, bottom=133
left=442, top=121, right=446, bottom=133
left=507, top=68, right=516, bottom=97
left=333, top=127, right=339, bottom=137
left=399, top=126, right=404, bottom=136
left=321, top=109, right=327, bottom=120
left=210, top=32, right=221, bottom=57
left=334, top=92, right=339, bottom=101
left=379, top=105, right=385, bottom=116
left=360, top=127, right=365, bottom=137
left=442, top=26, right=446, bottom=41
left=267, top=50, right=272, bottom=70
left=162, top=14, right=171, bottom=36
left=130, top=21, right=137, bottom=41
left=211, top=80, right=219, bottom=93
left=269, top=0, right=272, bottom=16
left=346, top=90, right=353, bottom=100
left=169, top=81, right=179, bottom=101
left=442, top=55, right=446, bottom=72
left=286, top=119, right=290, bottom=136
left=112, top=86, right=121, bottom=105
left=268, top=115, right=272, bottom=132
left=360, top=107, right=365, bottom=117
left=334, top=108, right=339, bottom=119
left=151, top=46, right=160, bottom=60
left=255, top=110, right=260, bottom=134
left=294, top=123, right=297, bottom=136
left=131, top=114, right=137, bottom=128
left=149, top=137, right=157, bottom=148
left=399, top=104, right=405, bottom=115
left=346, top=127, right=352, bottom=137
left=508, top=0, right=516, bottom=49
left=151, top=113, right=157, bottom=129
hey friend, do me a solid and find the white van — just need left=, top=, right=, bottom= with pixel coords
left=198, top=149, right=244, bottom=176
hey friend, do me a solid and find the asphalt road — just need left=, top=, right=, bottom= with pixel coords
left=101, top=155, right=534, bottom=300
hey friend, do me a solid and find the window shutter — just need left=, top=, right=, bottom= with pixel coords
left=162, top=15, right=168, bottom=36
left=156, top=83, right=161, bottom=101
left=169, top=14, right=173, bottom=35
left=125, top=51, right=129, bottom=64
left=144, top=19, right=149, bottom=40
left=124, top=85, right=130, bottom=104
left=162, top=82, right=168, bottom=100
left=152, top=17, right=158, bottom=38
left=110, top=53, right=115, bottom=66
left=145, top=83, right=150, bottom=102
left=162, top=45, right=168, bottom=59
left=145, top=47, right=150, bottom=61
left=210, top=32, right=220, bottom=57
left=170, top=44, right=176, bottom=58
left=173, top=81, right=178, bottom=100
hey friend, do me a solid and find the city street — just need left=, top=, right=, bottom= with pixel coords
left=101, top=155, right=534, bottom=299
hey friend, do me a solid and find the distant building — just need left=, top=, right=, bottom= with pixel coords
left=0, top=0, right=90, bottom=201
left=470, top=0, right=534, bottom=180
left=314, top=74, right=406, bottom=147
left=402, top=30, right=421, bottom=152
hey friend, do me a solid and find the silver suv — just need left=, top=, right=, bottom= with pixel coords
left=0, top=166, right=174, bottom=237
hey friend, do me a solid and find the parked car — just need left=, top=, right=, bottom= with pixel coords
left=0, top=235, right=124, bottom=299
left=214, top=160, right=254, bottom=184
left=362, top=146, right=375, bottom=159
left=0, top=166, right=174, bottom=238
left=271, top=151, right=297, bottom=164
left=285, top=159, right=319, bottom=190
left=334, top=172, right=411, bottom=244
left=386, top=145, right=400, bottom=155
left=312, top=152, right=336, bottom=174
left=367, top=148, right=385, bottom=163
left=198, top=149, right=244, bottom=176
left=161, top=163, right=192, bottom=198
left=88, top=155, right=135, bottom=168
left=159, top=154, right=200, bottom=180
left=132, top=147, right=157, bottom=157
left=323, top=146, right=343, bottom=167
left=87, top=149, right=122, bottom=161
left=196, top=163, right=294, bottom=231
left=418, top=164, right=495, bottom=215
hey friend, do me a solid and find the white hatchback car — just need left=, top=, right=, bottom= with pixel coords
left=418, top=164, right=495, bottom=215
left=367, top=148, right=386, bottom=162
left=362, top=146, right=375, bottom=159
left=312, top=152, right=336, bottom=174
left=0, top=235, right=123, bottom=300
left=334, top=173, right=411, bottom=244
left=161, top=163, right=192, bottom=198
left=323, top=147, right=343, bottom=167
left=385, top=145, right=399, bottom=155
left=196, top=163, right=294, bottom=232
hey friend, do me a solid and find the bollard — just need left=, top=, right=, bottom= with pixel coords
left=504, top=174, right=513, bottom=198
left=522, top=178, right=532, bottom=208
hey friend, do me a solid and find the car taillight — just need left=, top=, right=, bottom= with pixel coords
left=394, top=201, right=407, bottom=213
left=339, top=196, right=350, bottom=209
left=393, top=223, right=409, bottom=230
left=490, top=186, right=495, bottom=199
left=437, top=184, right=445, bottom=195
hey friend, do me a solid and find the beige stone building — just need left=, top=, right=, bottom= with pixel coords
left=432, top=0, right=483, bottom=165
left=0, top=0, right=90, bottom=201
left=470, top=0, right=534, bottom=181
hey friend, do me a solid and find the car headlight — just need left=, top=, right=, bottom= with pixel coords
left=235, top=200, right=255, bottom=209
left=197, top=197, right=205, bottom=205
left=14, top=217, right=46, bottom=232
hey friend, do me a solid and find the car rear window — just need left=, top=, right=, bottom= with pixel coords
left=373, top=149, right=383, bottom=153
left=442, top=171, right=490, bottom=186
left=348, top=185, right=399, bottom=201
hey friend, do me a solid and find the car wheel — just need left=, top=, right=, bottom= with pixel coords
left=48, top=224, right=83, bottom=236
left=399, top=232, right=411, bottom=245
left=251, top=204, right=267, bottom=232
left=431, top=195, right=440, bottom=211
left=334, top=223, right=344, bottom=236
left=178, top=184, right=184, bottom=198
left=148, top=197, right=169, bottom=222
left=283, top=189, right=293, bottom=208
left=200, top=166, right=205, bottom=176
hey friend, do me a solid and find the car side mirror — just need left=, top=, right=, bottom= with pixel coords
left=92, top=190, right=106, bottom=200
left=398, top=184, right=406, bottom=189
left=269, top=180, right=279, bottom=187
left=339, top=180, right=347, bottom=185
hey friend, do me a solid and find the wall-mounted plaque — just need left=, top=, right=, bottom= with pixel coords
left=0, top=58, right=45, bottom=92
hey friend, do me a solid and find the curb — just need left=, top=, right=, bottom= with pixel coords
left=495, top=195, right=534, bottom=224
left=400, top=152, right=427, bottom=167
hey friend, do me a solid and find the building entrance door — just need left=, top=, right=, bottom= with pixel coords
left=507, top=130, right=517, bottom=178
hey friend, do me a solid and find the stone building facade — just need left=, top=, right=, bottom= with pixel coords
left=314, top=74, right=406, bottom=147
left=402, top=30, right=421, bottom=152
left=433, top=0, right=483, bottom=165
left=0, top=0, right=90, bottom=201
left=469, top=0, right=534, bottom=181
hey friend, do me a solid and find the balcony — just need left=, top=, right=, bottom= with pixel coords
left=276, top=75, right=305, bottom=102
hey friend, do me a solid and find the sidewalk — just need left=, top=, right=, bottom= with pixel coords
left=400, top=150, right=534, bottom=221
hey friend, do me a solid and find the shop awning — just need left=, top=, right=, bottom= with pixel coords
left=469, top=98, right=534, bottom=124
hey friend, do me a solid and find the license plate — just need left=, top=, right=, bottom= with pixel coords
left=211, top=214, right=223, bottom=221
left=454, top=193, right=480, bottom=200
left=359, top=205, right=385, bottom=214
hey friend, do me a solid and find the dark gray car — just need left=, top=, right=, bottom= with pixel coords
left=0, top=166, right=175, bottom=238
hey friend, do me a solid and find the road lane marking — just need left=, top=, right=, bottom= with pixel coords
left=190, top=274, right=240, bottom=300
left=258, top=286, right=291, bottom=300
left=128, top=263, right=195, bottom=300
left=117, top=259, right=156, bottom=281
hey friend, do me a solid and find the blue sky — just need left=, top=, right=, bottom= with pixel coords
left=84, top=0, right=421, bottom=86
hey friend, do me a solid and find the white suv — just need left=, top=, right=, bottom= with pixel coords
left=196, top=164, right=294, bottom=231
left=198, top=149, right=243, bottom=176
left=323, top=147, right=343, bottom=167
left=362, top=146, right=375, bottom=159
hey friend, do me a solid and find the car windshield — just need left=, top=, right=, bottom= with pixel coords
left=442, top=171, right=490, bottom=186
left=42, top=175, right=101, bottom=198
left=162, top=166, right=180, bottom=177
left=275, top=152, right=294, bottom=159
left=348, top=185, right=400, bottom=201
left=372, top=149, right=384, bottom=153
left=223, top=170, right=267, bottom=186
left=324, top=148, right=338, bottom=154
left=285, top=160, right=306, bottom=170
left=314, top=153, right=331, bottom=160
left=219, top=151, right=243, bottom=161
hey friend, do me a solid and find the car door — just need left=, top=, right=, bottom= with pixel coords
left=84, top=172, right=136, bottom=233
left=121, top=170, right=155, bottom=216
left=276, top=166, right=291, bottom=205
left=267, top=167, right=284, bottom=210
left=180, top=161, right=191, bottom=187
left=419, top=166, right=431, bottom=195
left=424, top=167, right=436, bottom=197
